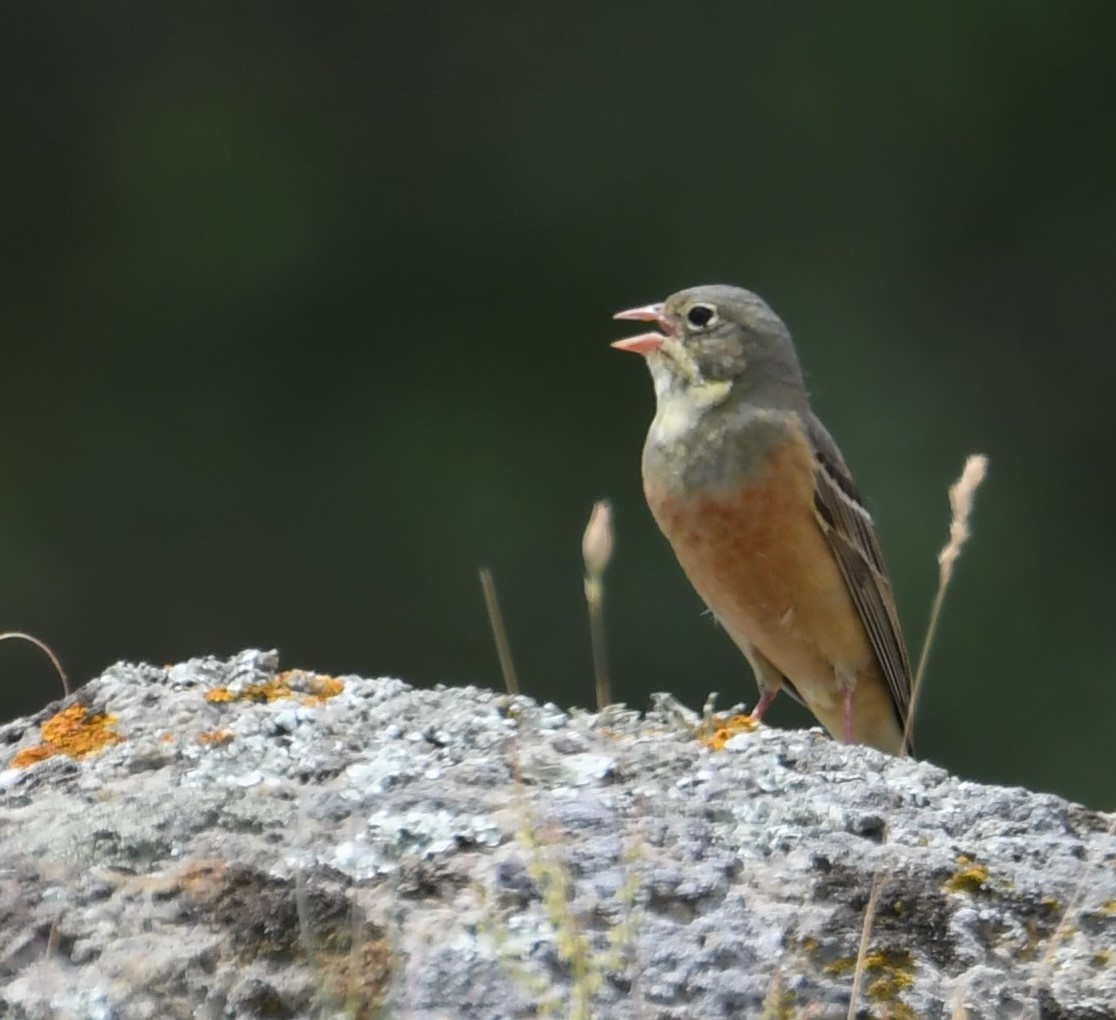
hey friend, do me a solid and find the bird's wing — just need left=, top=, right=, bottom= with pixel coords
left=805, top=413, right=914, bottom=750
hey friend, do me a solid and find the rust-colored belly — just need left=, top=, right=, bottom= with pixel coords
left=644, top=427, right=892, bottom=743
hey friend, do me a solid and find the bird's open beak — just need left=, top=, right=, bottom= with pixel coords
left=611, top=303, right=672, bottom=354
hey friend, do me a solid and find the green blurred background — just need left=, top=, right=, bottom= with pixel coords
left=2, top=3, right=1114, bottom=807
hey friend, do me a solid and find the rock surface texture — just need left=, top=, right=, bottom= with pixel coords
left=0, top=650, right=1113, bottom=1019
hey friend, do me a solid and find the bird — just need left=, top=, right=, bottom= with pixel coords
left=612, top=284, right=913, bottom=755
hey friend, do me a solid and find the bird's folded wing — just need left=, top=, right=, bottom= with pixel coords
left=805, top=414, right=914, bottom=748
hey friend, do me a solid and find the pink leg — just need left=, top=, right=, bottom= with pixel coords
left=842, top=687, right=855, bottom=743
left=750, top=687, right=779, bottom=723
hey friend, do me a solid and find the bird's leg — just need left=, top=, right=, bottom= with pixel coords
left=833, top=664, right=859, bottom=744
left=742, top=644, right=784, bottom=723
left=750, top=686, right=779, bottom=723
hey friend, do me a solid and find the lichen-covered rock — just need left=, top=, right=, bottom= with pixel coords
left=0, top=650, right=1113, bottom=1019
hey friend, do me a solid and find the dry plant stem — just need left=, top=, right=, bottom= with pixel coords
left=0, top=631, right=69, bottom=697
left=45, top=911, right=62, bottom=959
left=479, top=567, right=519, bottom=696
left=584, top=577, right=611, bottom=710
left=581, top=499, right=615, bottom=709
left=845, top=836, right=888, bottom=1020
left=906, top=584, right=949, bottom=751
left=903, top=454, right=988, bottom=753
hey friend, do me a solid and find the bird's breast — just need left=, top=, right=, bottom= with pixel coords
left=641, top=404, right=798, bottom=499
left=642, top=414, right=818, bottom=596
left=642, top=413, right=863, bottom=683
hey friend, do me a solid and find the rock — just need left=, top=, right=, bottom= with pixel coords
left=0, top=649, right=1112, bottom=1019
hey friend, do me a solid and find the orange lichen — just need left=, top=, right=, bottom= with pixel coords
left=204, top=677, right=289, bottom=703
left=303, top=674, right=344, bottom=705
left=197, top=728, right=234, bottom=746
left=10, top=744, right=55, bottom=767
left=204, top=671, right=344, bottom=707
left=702, top=712, right=758, bottom=751
left=203, top=687, right=235, bottom=703
left=11, top=704, right=123, bottom=768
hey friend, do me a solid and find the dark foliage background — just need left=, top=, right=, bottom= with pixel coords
left=3, top=3, right=1114, bottom=806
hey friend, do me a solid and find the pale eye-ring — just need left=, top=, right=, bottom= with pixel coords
left=687, top=304, right=716, bottom=329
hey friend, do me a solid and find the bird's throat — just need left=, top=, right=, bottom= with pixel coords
left=648, top=377, right=733, bottom=446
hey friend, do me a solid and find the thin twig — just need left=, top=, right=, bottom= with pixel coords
left=479, top=567, right=519, bottom=696
left=903, top=454, right=988, bottom=754
left=846, top=841, right=888, bottom=1020
left=0, top=631, right=69, bottom=697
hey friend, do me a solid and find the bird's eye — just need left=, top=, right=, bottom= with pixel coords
left=687, top=304, right=716, bottom=328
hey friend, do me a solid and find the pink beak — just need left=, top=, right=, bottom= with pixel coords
left=611, top=302, right=672, bottom=354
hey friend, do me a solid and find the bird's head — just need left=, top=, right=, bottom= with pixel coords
left=612, top=284, right=806, bottom=411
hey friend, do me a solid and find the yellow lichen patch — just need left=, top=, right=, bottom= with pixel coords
left=827, top=949, right=916, bottom=1016
left=701, top=712, right=758, bottom=750
left=11, top=704, right=123, bottom=768
left=1099, top=899, right=1116, bottom=916
left=197, top=728, right=234, bottom=746
left=204, top=671, right=344, bottom=707
left=867, top=996, right=919, bottom=1020
left=944, top=855, right=988, bottom=894
left=863, top=949, right=915, bottom=1000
